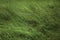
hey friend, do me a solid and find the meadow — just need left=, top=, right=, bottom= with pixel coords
left=0, top=0, right=60, bottom=40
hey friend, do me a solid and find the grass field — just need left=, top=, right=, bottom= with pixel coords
left=0, top=0, right=60, bottom=40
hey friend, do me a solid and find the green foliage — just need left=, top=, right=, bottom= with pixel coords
left=0, top=0, right=60, bottom=40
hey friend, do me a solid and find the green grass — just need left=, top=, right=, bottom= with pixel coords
left=0, top=0, right=60, bottom=40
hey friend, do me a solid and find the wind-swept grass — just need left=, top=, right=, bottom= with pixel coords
left=0, top=0, right=60, bottom=40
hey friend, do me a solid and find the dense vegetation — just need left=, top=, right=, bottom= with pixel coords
left=0, top=0, right=60, bottom=40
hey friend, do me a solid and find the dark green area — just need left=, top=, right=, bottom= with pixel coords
left=0, top=0, right=60, bottom=40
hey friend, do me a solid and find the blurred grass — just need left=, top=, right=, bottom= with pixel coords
left=0, top=0, right=60, bottom=40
